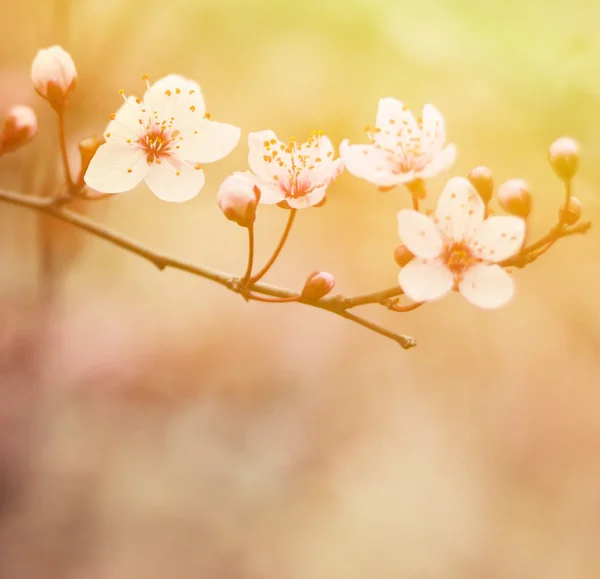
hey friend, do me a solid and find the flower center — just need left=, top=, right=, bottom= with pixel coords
left=443, top=241, right=477, bottom=274
left=138, top=123, right=178, bottom=164
left=262, top=132, right=330, bottom=198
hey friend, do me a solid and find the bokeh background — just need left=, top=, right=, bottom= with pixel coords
left=1, top=0, right=600, bottom=577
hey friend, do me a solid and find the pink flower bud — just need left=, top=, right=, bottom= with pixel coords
left=31, top=45, right=77, bottom=110
left=559, top=196, right=582, bottom=225
left=394, top=244, right=414, bottom=267
left=549, top=136, right=579, bottom=181
left=0, top=105, right=37, bottom=154
left=217, top=172, right=260, bottom=227
left=301, top=271, right=335, bottom=300
left=497, top=178, right=532, bottom=218
left=467, top=166, right=494, bottom=205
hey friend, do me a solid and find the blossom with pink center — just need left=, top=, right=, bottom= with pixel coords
left=247, top=130, right=343, bottom=209
left=396, top=177, right=526, bottom=309
left=84, top=75, right=240, bottom=202
left=340, top=98, right=456, bottom=189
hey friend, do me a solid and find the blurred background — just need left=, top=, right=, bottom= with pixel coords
left=1, top=0, right=600, bottom=577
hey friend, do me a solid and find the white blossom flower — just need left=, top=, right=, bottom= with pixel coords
left=397, top=176, right=526, bottom=309
left=340, top=98, right=456, bottom=190
left=84, top=75, right=240, bottom=202
left=247, top=130, right=343, bottom=209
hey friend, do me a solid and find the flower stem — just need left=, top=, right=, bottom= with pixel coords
left=412, top=195, right=419, bottom=211
left=56, top=108, right=73, bottom=190
left=247, top=292, right=300, bottom=303
left=240, top=224, right=255, bottom=286
left=249, top=209, right=297, bottom=284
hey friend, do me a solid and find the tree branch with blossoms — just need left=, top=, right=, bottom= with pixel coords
left=0, top=46, right=591, bottom=349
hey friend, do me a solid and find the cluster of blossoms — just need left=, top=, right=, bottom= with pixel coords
left=0, top=45, right=586, bottom=320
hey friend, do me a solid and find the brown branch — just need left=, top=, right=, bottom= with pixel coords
left=0, top=188, right=416, bottom=349
left=501, top=220, right=591, bottom=268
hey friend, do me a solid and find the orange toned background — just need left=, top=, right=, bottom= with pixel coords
left=1, top=1, right=600, bottom=578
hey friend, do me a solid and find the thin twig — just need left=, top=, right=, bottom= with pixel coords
left=0, top=188, right=415, bottom=348
left=249, top=208, right=296, bottom=284
left=240, top=225, right=255, bottom=286
left=56, top=109, right=73, bottom=189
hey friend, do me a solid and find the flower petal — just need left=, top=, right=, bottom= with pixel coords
left=84, top=143, right=147, bottom=194
left=144, top=160, right=205, bottom=202
left=179, top=119, right=240, bottom=163
left=286, top=186, right=327, bottom=209
left=375, top=98, right=420, bottom=151
left=435, top=176, right=485, bottom=241
left=250, top=176, right=286, bottom=204
left=339, top=140, right=400, bottom=187
left=420, top=104, right=446, bottom=155
left=418, top=143, right=457, bottom=179
left=471, top=216, right=526, bottom=262
left=248, top=130, right=288, bottom=183
left=105, top=96, right=146, bottom=142
left=143, top=74, right=205, bottom=120
left=458, top=264, right=514, bottom=309
left=397, top=209, right=443, bottom=259
left=398, top=257, right=454, bottom=302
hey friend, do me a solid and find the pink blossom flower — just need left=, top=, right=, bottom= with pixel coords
left=31, top=45, right=77, bottom=108
left=85, top=75, right=240, bottom=202
left=340, top=98, right=456, bottom=189
left=397, top=177, right=526, bottom=309
left=247, top=130, right=343, bottom=209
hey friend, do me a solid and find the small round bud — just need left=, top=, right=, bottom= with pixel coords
left=549, top=136, right=579, bottom=181
left=31, top=45, right=77, bottom=110
left=77, top=136, right=105, bottom=185
left=468, top=166, right=494, bottom=204
left=394, top=244, right=414, bottom=267
left=217, top=172, right=260, bottom=228
left=300, top=271, right=335, bottom=300
left=559, top=196, right=582, bottom=225
left=0, top=105, right=37, bottom=154
left=497, top=178, right=532, bottom=218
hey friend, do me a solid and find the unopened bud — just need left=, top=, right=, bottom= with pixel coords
left=468, top=166, right=494, bottom=204
left=77, top=136, right=105, bottom=185
left=549, top=137, right=579, bottom=181
left=31, top=45, right=77, bottom=110
left=300, top=271, right=335, bottom=300
left=217, top=172, right=260, bottom=227
left=0, top=105, right=37, bottom=154
left=497, top=179, right=532, bottom=218
left=559, top=196, right=582, bottom=225
left=394, top=244, right=414, bottom=267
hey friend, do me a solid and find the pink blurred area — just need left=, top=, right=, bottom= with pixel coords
left=1, top=0, right=600, bottom=578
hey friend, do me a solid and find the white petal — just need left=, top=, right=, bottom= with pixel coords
left=287, top=187, right=327, bottom=209
left=420, top=104, right=446, bottom=155
left=144, top=160, right=205, bottom=202
left=459, top=264, right=514, bottom=309
left=250, top=176, right=286, bottom=204
left=143, top=74, right=205, bottom=120
left=398, top=257, right=454, bottom=302
left=418, top=143, right=457, bottom=179
left=470, top=216, right=526, bottom=262
left=248, top=130, right=287, bottom=182
left=375, top=98, right=420, bottom=150
left=339, top=140, right=397, bottom=184
left=375, top=97, right=419, bottom=133
left=397, top=209, right=443, bottom=259
left=179, top=119, right=240, bottom=163
left=84, top=143, right=147, bottom=194
left=435, top=176, right=485, bottom=241
left=104, top=96, right=146, bottom=142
